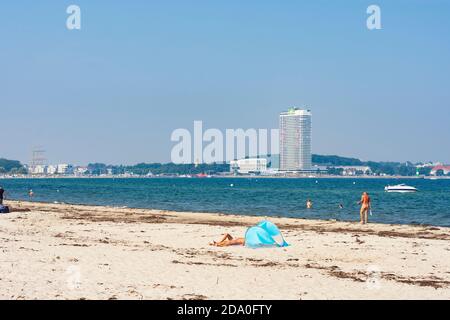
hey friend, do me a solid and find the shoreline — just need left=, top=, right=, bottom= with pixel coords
left=1, top=200, right=449, bottom=299
left=4, top=198, right=449, bottom=229
left=2, top=175, right=449, bottom=180
left=5, top=200, right=450, bottom=240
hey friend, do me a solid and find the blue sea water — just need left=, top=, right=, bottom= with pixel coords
left=1, top=178, right=450, bottom=227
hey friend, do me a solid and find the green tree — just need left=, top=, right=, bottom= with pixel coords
left=0, top=158, right=23, bottom=172
left=417, top=167, right=432, bottom=176
left=327, top=167, right=344, bottom=175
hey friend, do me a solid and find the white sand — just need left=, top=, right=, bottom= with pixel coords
left=0, top=200, right=449, bottom=300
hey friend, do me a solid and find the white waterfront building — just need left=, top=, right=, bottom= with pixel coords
left=230, top=158, right=267, bottom=174
left=31, top=165, right=47, bottom=175
left=57, top=164, right=73, bottom=175
left=279, top=108, right=312, bottom=172
left=47, top=165, right=57, bottom=175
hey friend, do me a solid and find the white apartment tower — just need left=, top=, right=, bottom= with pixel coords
left=279, top=108, right=312, bottom=171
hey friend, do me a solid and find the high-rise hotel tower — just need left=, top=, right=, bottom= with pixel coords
left=279, top=108, right=312, bottom=172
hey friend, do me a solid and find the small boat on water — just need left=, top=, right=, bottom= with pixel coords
left=384, top=184, right=418, bottom=193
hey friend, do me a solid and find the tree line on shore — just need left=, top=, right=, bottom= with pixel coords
left=87, top=162, right=229, bottom=176
left=0, top=158, right=28, bottom=175
left=311, top=155, right=434, bottom=176
left=86, top=155, right=440, bottom=176
left=0, top=155, right=446, bottom=176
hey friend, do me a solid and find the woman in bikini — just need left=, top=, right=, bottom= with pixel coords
left=209, top=233, right=245, bottom=247
left=358, top=192, right=371, bottom=224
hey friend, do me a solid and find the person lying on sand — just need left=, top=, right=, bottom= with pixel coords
left=209, top=233, right=245, bottom=247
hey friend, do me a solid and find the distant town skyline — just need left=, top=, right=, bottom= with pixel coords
left=1, top=1, right=449, bottom=165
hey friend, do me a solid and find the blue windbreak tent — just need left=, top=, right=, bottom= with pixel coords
left=244, top=220, right=289, bottom=248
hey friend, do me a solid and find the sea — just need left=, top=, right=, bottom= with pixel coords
left=1, top=178, right=450, bottom=227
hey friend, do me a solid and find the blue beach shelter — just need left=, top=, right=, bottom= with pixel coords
left=244, top=220, right=289, bottom=248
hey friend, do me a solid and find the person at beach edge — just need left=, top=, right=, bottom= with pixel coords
left=358, top=192, right=371, bottom=224
left=0, top=186, right=4, bottom=205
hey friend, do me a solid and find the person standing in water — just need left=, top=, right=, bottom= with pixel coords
left=28, top=189, right=34, bottom=200
left=306, top=199, right=313, bottom=209
left=0, top=186, right=5, bottom=205
left=358, top=192, right=371, bottom=224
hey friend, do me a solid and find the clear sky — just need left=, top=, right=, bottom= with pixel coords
left=1, top=0, right=449, bottom=165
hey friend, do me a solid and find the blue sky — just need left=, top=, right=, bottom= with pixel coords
left=1, top=0, right=449, bottom=165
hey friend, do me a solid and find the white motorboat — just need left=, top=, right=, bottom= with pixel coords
left=384, top=184, right=418, bottom=193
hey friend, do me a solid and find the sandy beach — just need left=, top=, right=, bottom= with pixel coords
left=0, top=200, right=449, bottom=300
